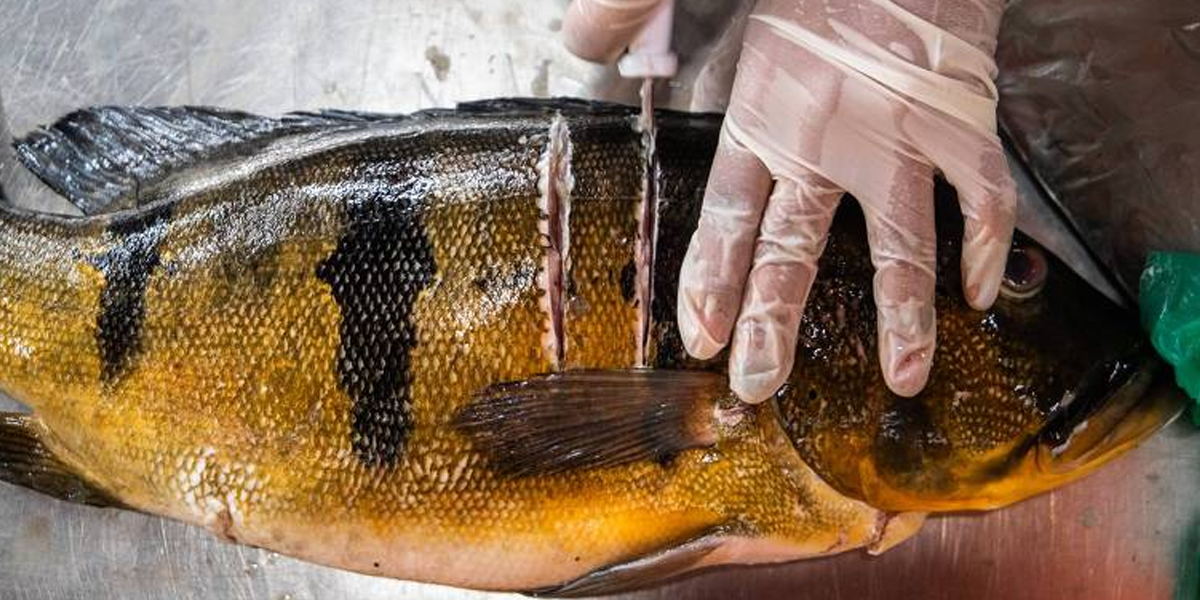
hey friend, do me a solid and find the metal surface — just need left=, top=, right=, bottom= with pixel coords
left=0, top=1, right=1197, bottom=599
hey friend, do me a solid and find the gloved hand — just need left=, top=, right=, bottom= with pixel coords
left=677, top=0, right=1017, bottom=402
left=562, top=0, right=669, bottom=63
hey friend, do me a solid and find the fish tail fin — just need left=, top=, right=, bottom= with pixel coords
left=0, top=412, right=122, bottom=507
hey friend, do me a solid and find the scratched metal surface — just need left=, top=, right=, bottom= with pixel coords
left=0, top=1, right=1198, bottom=599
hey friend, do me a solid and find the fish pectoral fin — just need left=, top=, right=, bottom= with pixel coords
left=0, top=412, right=123, bottom=508
left=454, top=369, right=741, bottom=477
left=527, top=529, right=727, bottom=598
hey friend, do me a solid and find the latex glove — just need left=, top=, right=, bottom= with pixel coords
left=562, top=0, right=667, bottom=63
left=678, top=0, right=1017, bottom=401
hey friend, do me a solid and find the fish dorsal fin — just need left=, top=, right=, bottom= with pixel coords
left=12, top=100, right=628, bottom=216
left=0, top=413, right=124, bottom=508
left=455, top=97, right=637, bottom=118
left=454, top=369, right=742, bottom=477
left=13, top=106, right=307, bottom=215
left=281, top=108, right=419, bottom=126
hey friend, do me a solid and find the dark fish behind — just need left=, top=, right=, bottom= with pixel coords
left=0, top=99, right=1179, bottom=595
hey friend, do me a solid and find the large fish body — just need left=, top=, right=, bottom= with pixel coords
left=0, top=99, right=1178, bottom=594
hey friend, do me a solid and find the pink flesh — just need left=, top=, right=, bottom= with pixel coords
left=634, top=78, right=658, bottom=367
left=538, top=104, right=656, bottom=370
left=538, top=116, right=572, bottom=369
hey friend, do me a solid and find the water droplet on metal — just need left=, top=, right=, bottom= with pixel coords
left=244, top=561, right=260, bottom=576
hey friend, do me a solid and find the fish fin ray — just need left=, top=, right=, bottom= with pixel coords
left=455, top=97, right=636, bottom=117
left=13, top=106, right=311, bottom=215
left=528, top=529, right=727, bottom=597
left=286, top=101, right=619, bottom=124
left=454, top=369, right=734, bottom=477
left=0, top=412, right=124, bottom=508
left=454, top=97, right=724, bottom=124
left=280, top=108, right=424, bottom=126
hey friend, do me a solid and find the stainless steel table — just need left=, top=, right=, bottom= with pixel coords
left=1, top=2, right=1197, bottom=599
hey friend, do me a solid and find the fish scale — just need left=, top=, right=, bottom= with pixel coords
left=0, top=99, right=1179, bottom=595
left=561, top=115, right=644, bottom=370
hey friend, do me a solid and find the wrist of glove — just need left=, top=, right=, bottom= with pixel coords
left=562, top=0, right=668, bottom=63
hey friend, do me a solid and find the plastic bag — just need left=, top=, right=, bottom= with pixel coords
left=1140, top=252, right=1200, bottom=421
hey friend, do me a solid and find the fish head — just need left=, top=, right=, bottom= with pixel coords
left=774, top=195, right=1183, bottom=513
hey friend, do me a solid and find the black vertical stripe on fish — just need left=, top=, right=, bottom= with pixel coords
left=873, top=397, right=953, bottom=492
left=619, top=260, right=637, bottom=304
left=318, top=197, right=436, bottom=467
left=649, top=118, right=719, bottom=368
left=92, top=203, right=173, bottom=385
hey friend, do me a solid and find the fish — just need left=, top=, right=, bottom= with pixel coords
left=0, top=98, right=1181, bottom=596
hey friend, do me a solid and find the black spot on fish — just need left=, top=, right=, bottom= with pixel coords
left=318, top=196, right=436, bottom=467
left=566, top=271, right=578, bottom=299
left=619, top=259, right=636, bottom=304
left=91, top=203, right=172, bottom=385
left=473, top=263, right=531, bottom=293
left=649, top=121, right=716, bottom=369
left=874, top=396, right=952, bottom=492
left=217, top=243, right=280, bottom=292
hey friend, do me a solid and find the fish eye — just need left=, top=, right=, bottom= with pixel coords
left=1000, top=245, right=1048, bottom=299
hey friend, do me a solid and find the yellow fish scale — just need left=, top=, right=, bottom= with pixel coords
left=0, top=216, right=106, bottom=413
left=0, top=114, right=891, bottom=592
left=562, top=123, right=643, bottom=369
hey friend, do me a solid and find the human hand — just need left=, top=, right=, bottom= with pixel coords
left=561, top=0, right=668, bottom=63
left=677, top=0, right=1017, bottom=401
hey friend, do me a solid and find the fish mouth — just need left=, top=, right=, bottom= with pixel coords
left=1035, top=345, right=1184, bottom=475
left=798, top=346, right=1182, bottom=515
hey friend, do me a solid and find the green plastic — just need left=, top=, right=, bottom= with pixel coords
left=1140, top=252, right=1200, bottom=423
